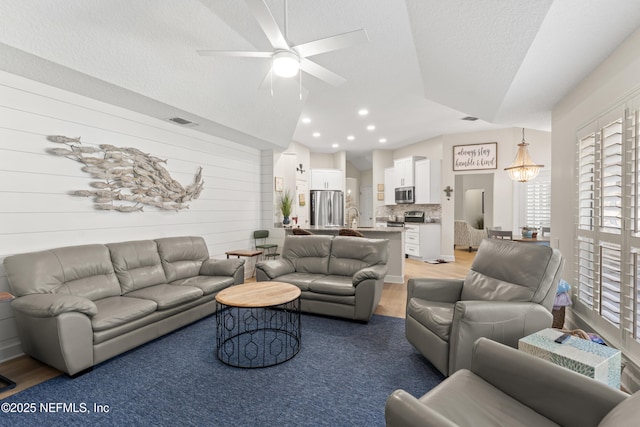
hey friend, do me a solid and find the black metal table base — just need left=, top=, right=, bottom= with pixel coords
left=216, top=299, right=300, bottom=368
left=0, top=374, right=16, bottom=393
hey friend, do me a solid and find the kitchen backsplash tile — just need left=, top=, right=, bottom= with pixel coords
left=376, top=204, right=441, bottom=223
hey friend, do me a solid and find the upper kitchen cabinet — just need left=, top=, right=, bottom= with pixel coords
left=384, top=167, right=396, bottom=205
left=394, top=156, right=425, bottom=188
left=310, top=169, right=344, bottom=191
left=415, top=159, right=442, bottom=204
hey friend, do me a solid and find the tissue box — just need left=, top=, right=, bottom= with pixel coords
left=518, top=328, right=621, bottom=389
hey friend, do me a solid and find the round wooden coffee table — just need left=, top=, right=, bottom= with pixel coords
left=215, top=281, right=301, bottom=368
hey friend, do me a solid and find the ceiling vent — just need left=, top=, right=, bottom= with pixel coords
left=461, top=116, right=478, bottom=121
left=168, top=117, right=198, bottom=126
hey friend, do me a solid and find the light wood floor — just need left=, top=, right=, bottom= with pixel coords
left=0, top=249, right=476, bottom=400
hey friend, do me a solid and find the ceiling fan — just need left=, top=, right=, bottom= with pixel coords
left=197, top=0, right=369, bottom=87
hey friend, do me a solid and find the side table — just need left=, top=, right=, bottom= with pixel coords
left=225, top=249, right=263, bottom=278
left=0, top=292, right=16, bottom=392
left=518, top=328, right=621, bottom=389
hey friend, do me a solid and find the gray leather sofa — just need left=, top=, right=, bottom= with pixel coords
left=386, top=337, right=636, bottom=427
left=255, top=235, right=388, bottom=322
left=406, top=238, right=563, bottom=376
left=3, top=236, right=244, bottom=375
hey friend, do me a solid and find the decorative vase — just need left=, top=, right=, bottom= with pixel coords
left=283, top=216, right=290, bottom=225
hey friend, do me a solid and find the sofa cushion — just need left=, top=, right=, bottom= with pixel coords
left=281, top=235, right=333, bottom=275
left=107, top=240, right=167, bottom=293
left=170, top=276, right=234, bottom=295
left=92, top=296, right=158, bottom=331
left=599, top=391, right=640, bottom=427
left=328, top=236, right=389, bottom=276
left=420, top=370, right=558, bottom=427
left=125, top=284, right=203, bottom=310
left=407, top=299, right=454, bottom=341
left=4, top=244, right=121, bottom=301
left=308, top=275, right=355, bottom=296
left=156, top=236, right=209, bottom=282
left=272, top=272, right=324, bottom=291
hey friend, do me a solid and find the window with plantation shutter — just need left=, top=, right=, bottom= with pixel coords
left=574, top=110, right=624, bottom=343
left=600, top=119, right=623, bottom=234
left=628, top=251, right=639, bottom=341
left=578, top=132, right=596, bottom=231
left=524, top=169, right=551, bottom=229
left=577, top=237, right=596, bottom=309
left=600, top=243, right=622, bottom=326
left=573, top=94, right=640, bottom=357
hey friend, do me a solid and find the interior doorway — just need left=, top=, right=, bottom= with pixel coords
left=454, top=173, right=494, bottom=230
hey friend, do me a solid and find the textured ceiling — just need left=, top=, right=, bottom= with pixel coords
left=1, top=0, right=639, bottom=170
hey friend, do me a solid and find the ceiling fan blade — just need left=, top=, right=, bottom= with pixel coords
left=294, top=29, right=369, bottom=58
left=245, top=0, right=289, bottom=51
left=196, top=50, right=273, bottom=58
left=300, top=59, right=346, bottom=86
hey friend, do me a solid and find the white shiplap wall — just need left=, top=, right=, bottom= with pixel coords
left=0, top=71, right=264, bottom=361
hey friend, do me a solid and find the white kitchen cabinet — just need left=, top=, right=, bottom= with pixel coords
left=404, top=224, right=420, bottom=257
left=415, top=159, right=442, bottom=204
left=384, top=167, right=396, bottom=205
left=310, top=169, right=343, bottom=191
left=404, top=223, right=441, bottom=261
left=394, top=156, right=425, bottom=188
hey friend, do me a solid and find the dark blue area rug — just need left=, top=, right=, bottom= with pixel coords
left=2, top=314, right=443, bottom=426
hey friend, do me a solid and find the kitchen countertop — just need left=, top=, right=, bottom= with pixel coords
left=303, top=226, right=404, bottom=233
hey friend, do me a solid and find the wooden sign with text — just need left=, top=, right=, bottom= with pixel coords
left=453, top=142, right=497, bottom=171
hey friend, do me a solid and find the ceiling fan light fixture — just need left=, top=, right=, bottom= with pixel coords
left=272, top=51, right=299, bottom=78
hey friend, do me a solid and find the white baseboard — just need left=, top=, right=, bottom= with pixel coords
left=0, top=341, right=23, bottom=364
left=385, top=274, right=404, bottom=284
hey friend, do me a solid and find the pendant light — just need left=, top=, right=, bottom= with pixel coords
left=504, top=128, right=543, bottom=182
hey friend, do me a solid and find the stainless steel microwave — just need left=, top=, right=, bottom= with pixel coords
left=395, top=186, right=415, bottom=204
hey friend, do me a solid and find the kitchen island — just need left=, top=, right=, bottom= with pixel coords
left=285, top=226, right=405, bottom=284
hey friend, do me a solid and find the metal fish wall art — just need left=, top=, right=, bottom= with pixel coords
left=46, top=135, right=204, bottom=212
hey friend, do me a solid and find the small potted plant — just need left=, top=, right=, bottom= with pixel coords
left=280, top=190, right=293, bottom=225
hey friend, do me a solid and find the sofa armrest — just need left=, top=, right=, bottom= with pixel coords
left=353, top=265, right=387, bottom=286
left=448, top=301, right=552, bottom=373
left=255, top=259, right=295, bottom=280
left=385, top=389, right=458, bottom=427
left=200, top=258, right=245, bottom=278
left=11, top=294, right=97, bottom=318
left=407, top=278, right=464, bottom=303
left=471, top=337, right=628, bottom=427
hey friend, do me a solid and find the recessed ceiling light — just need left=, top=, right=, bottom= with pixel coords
left=367, top=125, right=376, bottom=131
left=302, top=117, right=311, bottom=124
left=332, top=143, right=339, bottom=148
left=312, top=132, right=321, bottom=138
left=379, top=138, right=387, bottom=143
left=347, top=135, right=355, bottom=141
left=358, top=109, right=369, bottom=116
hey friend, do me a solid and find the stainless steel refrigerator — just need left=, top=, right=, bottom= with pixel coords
left=310, top=190, right=344, bottom=226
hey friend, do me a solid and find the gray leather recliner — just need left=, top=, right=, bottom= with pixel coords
left=386, top=337, right=635, bottom=427
left=406, top=238, right=564, bottom=376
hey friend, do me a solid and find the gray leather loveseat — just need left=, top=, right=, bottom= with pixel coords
left=255, top=235, right=388, bottom=322
left=3, top=236, right=244, bottom=375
